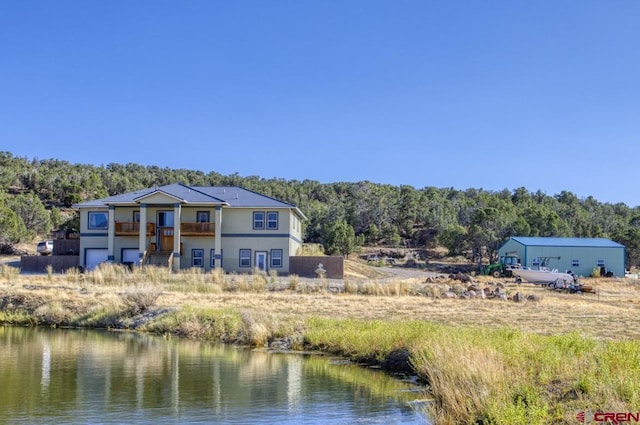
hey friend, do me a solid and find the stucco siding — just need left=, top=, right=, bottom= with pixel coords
left=75, top=185, right=305, bottom=275
left=220, top=236, right=291, bottom=273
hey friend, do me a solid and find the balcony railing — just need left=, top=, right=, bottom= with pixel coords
left=180, top=222, right=215, bottom=236
left=115, top=222, right=156, bottom=236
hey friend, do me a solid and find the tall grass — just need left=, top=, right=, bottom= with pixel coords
left=0, top=264, right=20, bottom=283
left=303, top=318, right=640, bottom=425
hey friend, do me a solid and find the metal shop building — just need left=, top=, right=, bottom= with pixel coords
left=498, top=237, right=626, bottom=278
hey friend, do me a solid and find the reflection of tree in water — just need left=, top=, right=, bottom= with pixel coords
left=0, top=328, right=427, bottom=423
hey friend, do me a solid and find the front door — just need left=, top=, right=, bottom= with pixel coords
left=255, top=251, right=267, bottom=272
left=157, top=211, right=174, bottom=252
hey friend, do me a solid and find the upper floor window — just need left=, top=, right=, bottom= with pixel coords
left=253, top=212, right=265, bottom=230
left=197, top=211, right=210, bottom=223
left=267, top=212, right=279, bottom=230
left=88, top=212, right=108, bottom=230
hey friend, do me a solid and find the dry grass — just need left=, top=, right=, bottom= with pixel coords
left=1, top=262, right=639, bottom=340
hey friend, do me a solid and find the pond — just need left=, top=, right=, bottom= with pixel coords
left=0, top=327, right=430, bottom=424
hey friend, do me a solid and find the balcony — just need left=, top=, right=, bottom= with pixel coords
left=181, top=222, right=215, bottom=236
left=115, top=222, right=156, bottom=236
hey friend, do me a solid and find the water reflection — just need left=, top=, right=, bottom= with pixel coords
left=0, top=327, right=428, bottom=424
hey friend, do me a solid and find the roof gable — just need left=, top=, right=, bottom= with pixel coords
left=73, top=184, right=306, bottom=219
left=134, top=191, right=184, bottom=204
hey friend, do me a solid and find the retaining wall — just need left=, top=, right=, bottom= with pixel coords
left=289, top=256, right=344, bottom=279
left=20, top=256, right=80, bottom=273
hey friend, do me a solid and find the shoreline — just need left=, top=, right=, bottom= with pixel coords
left=2, top=264, right=640, bottom=424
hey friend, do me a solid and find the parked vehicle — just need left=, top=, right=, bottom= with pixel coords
left=482, top=252, right=522, bottom=278
left=37, top=240, right=54, bottom=255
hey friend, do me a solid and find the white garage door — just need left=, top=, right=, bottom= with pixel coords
left=122, top=249, right=140, bottom=264
left=85, top=249, right=108, bottom=271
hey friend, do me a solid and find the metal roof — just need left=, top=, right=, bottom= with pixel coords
left=509, top=237, right=624, bottom=248
left=73, top=183, right=307, bottom=219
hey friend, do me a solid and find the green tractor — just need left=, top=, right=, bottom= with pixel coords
left=482, top=252, right=521, bottom=278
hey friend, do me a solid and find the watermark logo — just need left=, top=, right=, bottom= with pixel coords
left=576, top=411, right=640, bottom=424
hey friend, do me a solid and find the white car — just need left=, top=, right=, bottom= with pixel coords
left=37, top=240, right=54, bottom=255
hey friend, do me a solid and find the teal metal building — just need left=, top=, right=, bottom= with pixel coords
left=498, top=237, right=626, bottom=278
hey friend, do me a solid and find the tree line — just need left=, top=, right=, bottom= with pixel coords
left=1, top=151, right=639, bottom=268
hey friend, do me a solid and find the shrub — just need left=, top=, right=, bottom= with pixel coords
left=120, top=283, right=162, bottom=314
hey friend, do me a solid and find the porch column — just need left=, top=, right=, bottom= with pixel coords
left=214, top=206, right=222, bottom=268
left=173, top=203, right=182, bottom=271
left=138, top=204, right=147, bottom=265
left=107, top=206, right=115, bottom=262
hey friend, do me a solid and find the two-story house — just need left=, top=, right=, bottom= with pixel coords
left=73, top=184, right=306, bottom=272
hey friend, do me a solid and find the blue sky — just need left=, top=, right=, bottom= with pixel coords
left=1, top=2, right=639, bottom=205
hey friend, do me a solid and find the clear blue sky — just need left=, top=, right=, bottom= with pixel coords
left=1, top=2, right=639, bottom=205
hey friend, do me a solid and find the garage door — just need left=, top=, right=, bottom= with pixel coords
left=122, top=248, right=140, bottom=264
left=85, top=249, right=108, bottom=271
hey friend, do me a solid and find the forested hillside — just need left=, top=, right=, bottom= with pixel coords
left=2, top=151, right=640, bottom=268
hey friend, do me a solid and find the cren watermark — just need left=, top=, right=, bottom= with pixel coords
left=576, top=411, right=640, bottom=424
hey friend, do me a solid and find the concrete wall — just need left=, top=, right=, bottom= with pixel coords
left=289, top=256, right=344, bottom=279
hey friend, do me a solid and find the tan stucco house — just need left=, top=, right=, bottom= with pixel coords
left=73, top=184, right=306, bottom=272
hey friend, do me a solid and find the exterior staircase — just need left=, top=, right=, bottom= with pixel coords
left=146, top=251, right=172, bottom=268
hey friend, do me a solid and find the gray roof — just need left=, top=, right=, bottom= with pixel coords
left=509, top=237, right=624, bottom=248
left=74, top=183, right=306, bottom=218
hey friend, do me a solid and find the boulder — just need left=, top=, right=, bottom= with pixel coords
left=511, top=292, right=525, bottom=302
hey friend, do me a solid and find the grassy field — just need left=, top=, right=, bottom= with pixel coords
left=1, top=259, right=639, bottom=424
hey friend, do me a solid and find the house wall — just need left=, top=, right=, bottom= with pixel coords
left=216, top=207, right=296, bottom=273
left=289, top=212, right=304, bottom=256
left=78, top=204, right=303, bottom=273
left=181, top=236, right=215, bottom=269
left=78, top=207, right=109, bottom=267
left=498, top=239, right=625, bottom=277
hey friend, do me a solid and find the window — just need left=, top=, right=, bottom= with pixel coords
left=158, top=211, right=174, bottom=227
left=572, top=259, right=580, bottom=267
left=253, top=212, right=265, bottom=230
left=267, top=212, right=279, bottom=230
left=133, top=211, right=140, bottom=222
left=597, top=259, right=606, bottom=267
left=270, top=249, right=283, bottom=268
left=210, top=249, right=223, bottom=268
left=197, top=211, right=210, bottom=223
left=192, top=249, right=204, bottom=267
left=88, top=212, right=108, bottom=230
left=532, top=258, right=540, bottom=267
left=239, top=249, right=251, bottom=267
